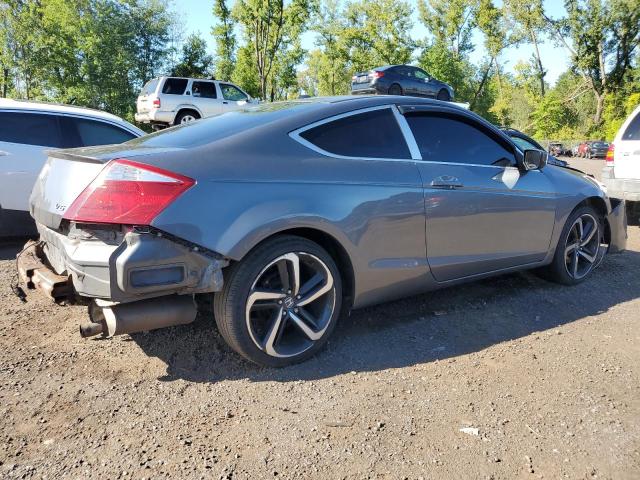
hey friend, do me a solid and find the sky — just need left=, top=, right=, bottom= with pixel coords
left=176, top=0, right=570, bottom=85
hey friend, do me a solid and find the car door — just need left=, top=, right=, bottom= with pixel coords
left=218, top=83, right=249, bottom=113
left=0, top=110, right=63, bottom=212
left=191, top=80, right=222, bottom=117
left=401, top=108, right=557, bottom=282
left=393, top=66, right=418, bottom=96
left=412, top=68, right=435, bottom=97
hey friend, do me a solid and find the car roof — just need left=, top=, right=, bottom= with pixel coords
left=0, top=98, right=143, bottom=134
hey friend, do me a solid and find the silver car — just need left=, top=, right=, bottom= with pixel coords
left=20, top=96, right=627, bottom=367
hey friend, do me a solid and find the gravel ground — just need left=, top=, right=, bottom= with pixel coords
left=1, top=157, right=638, bottom=479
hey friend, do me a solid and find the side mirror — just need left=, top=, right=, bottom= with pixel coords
left=521, top=149, right=547, bottom=171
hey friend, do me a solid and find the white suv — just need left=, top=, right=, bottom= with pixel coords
left=602, top=104, right=640, bottom=221
left=135, top=77, right=256, bottom=128
left=0, top=99, right=143, bottom=237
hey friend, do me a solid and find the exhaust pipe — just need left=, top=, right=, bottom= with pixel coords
left=80, top=295, right=197, bottom=338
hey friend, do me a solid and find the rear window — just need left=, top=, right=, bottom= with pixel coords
left=592, top=142, right=608, bottom=148
left=622, top=113, right=640, bottom=140
left=141, top=78, right=159, bottom=95
left=0, top=111, right=61, bottom=147
left=126, top=102, right=316, bottom=149
left=162, top=78, right=188, bottom=95
left=299, top=108, right=410, bottom=159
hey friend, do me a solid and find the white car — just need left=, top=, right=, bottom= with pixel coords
left=0, top=99, right=143, bottom=237
left=135, top=76, right=256, bottom=128
left=602, top=104, right=640, bottom=221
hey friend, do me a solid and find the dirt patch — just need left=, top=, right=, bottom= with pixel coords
left=1, top=159, right=639, bottom=479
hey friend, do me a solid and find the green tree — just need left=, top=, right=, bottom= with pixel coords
left=342, top=0, right=414, bottom=72
left=211, top=0, right=236, bottom=81
left=545, top=0, right=640, bottom=126
left=417, top=0, right=476, bottom=56
left=503, top=0, right=547, bottom=96
left=233, top=0, right=314, bottom=101
left=172, top=33, right=213, bottom=78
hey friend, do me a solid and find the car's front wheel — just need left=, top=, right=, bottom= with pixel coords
left=213, top=236, right=342, bottom=367
left=543, top=206, right=606, bottom=285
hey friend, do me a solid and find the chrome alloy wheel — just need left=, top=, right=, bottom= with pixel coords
left=180, top=114, right=197, bottom=124
left=564, top=213, right=601, bottom=280
left=245, top=252, right=336, bottom=358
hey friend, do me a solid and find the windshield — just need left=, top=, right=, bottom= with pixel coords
left=592, top=142, right=608, bottom=148
left=510, top=136, right=538, bottom=152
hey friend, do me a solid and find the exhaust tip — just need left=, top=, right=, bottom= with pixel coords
left=79, top=322, right=104, bottom=338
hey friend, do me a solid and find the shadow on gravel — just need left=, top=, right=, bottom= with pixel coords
left=0, top=240, right=26, bottom=261
left=131, top=248, right=640, bottom=384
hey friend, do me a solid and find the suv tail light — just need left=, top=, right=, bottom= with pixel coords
left=153, top=98, right=161, bottom=108
left=605, top=143, right=615, bottom=166
left=63, top=159, right=194, bottom=225
left=371, top=71, right=385, bottom=79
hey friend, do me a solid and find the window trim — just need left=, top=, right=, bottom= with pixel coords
left=289, top=105, right=420, bottom=162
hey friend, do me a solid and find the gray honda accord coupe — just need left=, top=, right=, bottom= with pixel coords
left=19, top=96, right=627, bottom=367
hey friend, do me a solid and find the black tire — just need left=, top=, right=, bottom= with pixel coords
left=174, top=109, right=200, bottom=126
left=388, top=84, right=403, bottom=96
left=213, top=235, right=342, bottom=367
left=541, top=205, right=604, bottom=285
left=437, top=89, right=451, bottom=101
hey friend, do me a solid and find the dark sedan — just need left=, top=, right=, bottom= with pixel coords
left=351, top=65, right=454, bottom=101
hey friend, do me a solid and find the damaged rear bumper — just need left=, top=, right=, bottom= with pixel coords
left=18, top=224, right=228, bottom=304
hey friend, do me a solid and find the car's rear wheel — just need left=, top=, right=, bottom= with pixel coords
left=388, top=84, right=403, bottom=96
left=437, top=89, right=451, bottom=101
left=213, top=236, right=342, bottom=367
left=543, top=206, right=605, bottom=285
left=174, top=110, right=200, bottom=125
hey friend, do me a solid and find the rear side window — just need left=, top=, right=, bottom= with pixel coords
left=71, top=118, right=136, bottom=146
left=0, top=111, right=61, bottom=147
left=406, top=113, right=514, bottom=166
left=162, top=78, right=188, bottom=95
left=141, top=78, right=159, bottom=95
left=299, top=108, right=410, bottom=159
left=192, top=81, right=217, bottom=99
left=622, top=113, right=640, bottom=140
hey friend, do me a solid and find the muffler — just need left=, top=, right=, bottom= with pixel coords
left=80, top=295, right=197, bottom=338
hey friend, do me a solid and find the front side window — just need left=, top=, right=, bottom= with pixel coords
left=622, top=113, right=640, bottom=140
left=0, top=111, right=61, bottom=147
left=220, top=84, right=247, bottom=101
left=299, top=108, right=410, bottom=159
left=406, top=113, right=515, bottom=166
left=162, top=78, right=188, bottom=95
left=192, top=81, right=217, bottom=99
left=413, top=68, right=429, bottom=80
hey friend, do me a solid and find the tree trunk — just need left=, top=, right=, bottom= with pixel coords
left=530, top=28, right=545, bottom=96
left=470, top=60, right=493, bottom=110
left=1, top=68, right=7, bottom=98
left=594, top=90, right=605, bottom=125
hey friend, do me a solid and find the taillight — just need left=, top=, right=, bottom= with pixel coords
left=63, top=159, right=194, bottom=225
left=153, top=98, right=161, bottom=108
left=371, top=71, right=385, bottom=79
left=606, top=143, right=615, bottom=166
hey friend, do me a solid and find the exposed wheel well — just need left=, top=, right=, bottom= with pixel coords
left=245, top=228, right=355, bottom=310
left=574, top=196, right=610, bottom=244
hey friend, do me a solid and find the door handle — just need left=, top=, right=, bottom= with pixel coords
left=222, top=101, right=228, bottom=104
left=430, top=175, right=463, bottom=189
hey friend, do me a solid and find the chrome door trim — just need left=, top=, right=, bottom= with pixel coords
left=391, top=104, right=421, bottom=160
